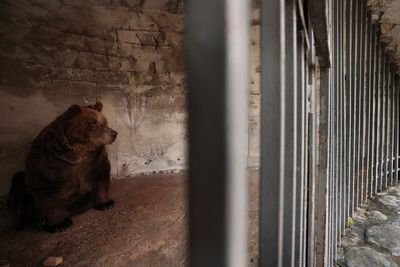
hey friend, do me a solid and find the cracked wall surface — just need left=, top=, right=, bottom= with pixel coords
left=0, top=0, right=186, bottom=195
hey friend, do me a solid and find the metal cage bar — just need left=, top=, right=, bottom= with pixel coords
left=282, top=0, right=298, bottom=266
left=260, top=0, right=286, bottom=266
left=365, top=11, right=373, bottom=200
left=186, top=0, right=250, bottom=266
left=187, top=0, right=400, bottom=266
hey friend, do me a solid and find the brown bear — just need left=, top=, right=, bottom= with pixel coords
left=7, top=101, right=117, bottom=232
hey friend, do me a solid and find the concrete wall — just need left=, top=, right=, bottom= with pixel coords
left=0, top=0, right=262, bottom=196
left=0, top=0, right=186, bottom=195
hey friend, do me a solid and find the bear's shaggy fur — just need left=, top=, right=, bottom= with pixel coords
left=7, top=101, right=118, bottom=232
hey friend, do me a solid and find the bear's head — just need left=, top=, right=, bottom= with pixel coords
left=61, top=101, right=118, bottom=146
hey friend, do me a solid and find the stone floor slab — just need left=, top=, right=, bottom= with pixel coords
left=344, top=247, right=398, bottom=267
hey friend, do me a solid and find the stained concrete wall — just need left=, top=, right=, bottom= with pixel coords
left=0, top=0, right=262, bottom=196
left=0, top=0, right=186, bottom=195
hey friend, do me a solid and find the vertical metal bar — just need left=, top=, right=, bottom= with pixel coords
left=378, top=43, right=385, bottom=191
left=396, top=75, right=399, bottom=183
left=385, top=63, right=392, bottom=187
left=374, top=29, right=381, bottom=194
left=389, top=66, right=394, bottom=186
left=315, top=68, right=330, bottom=267
left=396, top=74, right=398, bottom=184
left=303, top=19, right=311, bottom=263
left=356, top=0, right=365, bottom=207
left=328, top=65, right=333, bottom=265
left=329, top=0, right=337, bottom=260
left=334, top=0, right=341, bottom=251
left=381, top=53, right=387, bottom=190
left=295, top=31, right=306, bottom=267
left=394, top=73, right=396, bottom=184
left=359, top=0, right=367, bottom=204
left=352, top=0, right=360, bottom=211
left=333, top=0, right=339, bottom=258
left=340, top=0, right=346, bottom=234
left=350, top=0, right=360, bottom=216
left=186, top=0, right=250, bottom=265
left=388, top=63, right=391, bottom=186
left=351, top=0, right=357, bottom=214
left=364, top=9, right=372, bottom=201
left=282, top=0, right=297, bottom=266
left=390, top=71, right=397, bottom=185
left=369, top=23, right=377, bottom=197
left=344, top=0, right=353, bottom=225
left=225, top=1, right=250, bottom=265
left=390, top=69, right=393, bottom=185
left=303, top=45, right=310, bottom=267
left=394, top=73, right=396, bottom=183
left=260, top=0, right=285, bottom=265
left=307, top=28, right=317, bottom=267
left=396, top=75, right=398, bottom=183
left=384, top=60, right=390, bottom=188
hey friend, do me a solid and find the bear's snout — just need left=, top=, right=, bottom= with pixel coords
left=111, top=130, right=118, bottom=141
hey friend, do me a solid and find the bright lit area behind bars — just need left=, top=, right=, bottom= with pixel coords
left=2, top=0, right=400, bottom=266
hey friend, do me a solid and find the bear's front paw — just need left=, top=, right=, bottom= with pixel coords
left=94, top=199, right=115, bottom=210
left=44, top=218, right=73, bottom=233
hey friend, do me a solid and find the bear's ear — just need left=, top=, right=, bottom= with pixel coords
left=89, top=101, right=103, bottom=112
left=62, top=104, right=81, bottom=120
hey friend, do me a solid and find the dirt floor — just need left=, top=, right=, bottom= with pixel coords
left=0, top=169, right=259, bottom=267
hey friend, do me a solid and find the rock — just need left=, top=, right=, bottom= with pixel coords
left=353, top=212, right=368, bottom=224
left=384, top=215, right=400, bottom=226
left=366, top=224, right=400, bottom=256
left=367, top=210, right=389, bottom=225
left=344, top=246, right=398, bottom=267
left=387, top=187, right=400, bottom=197
left=377, top=192, right=389, bottom=196
left=335, top=247, right=346, bottom=267
left=341, top=235, right=363, bottom=248
left=342, top=225, right=365, bottom=247
left=43, top=256, right=63, bottom=266
left=377, top=195, right=400, bottom=212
